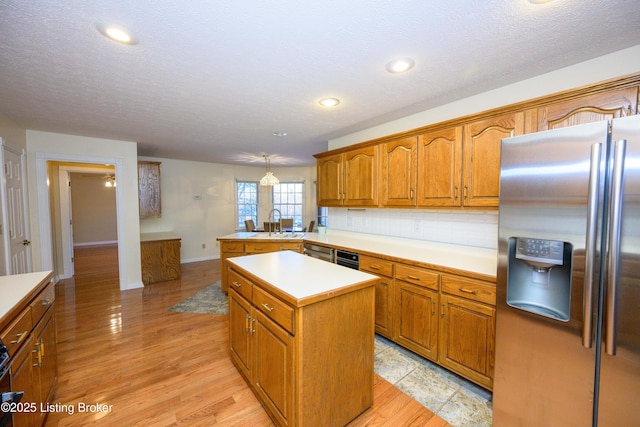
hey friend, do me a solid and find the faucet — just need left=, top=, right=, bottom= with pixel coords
left=267, top=208, right=281, bottom=236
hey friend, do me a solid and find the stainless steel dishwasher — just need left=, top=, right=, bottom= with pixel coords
left=303, top=242, right=334, bottom=263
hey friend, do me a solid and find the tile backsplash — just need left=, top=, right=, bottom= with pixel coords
left=327, top=208, right=498, bottom=249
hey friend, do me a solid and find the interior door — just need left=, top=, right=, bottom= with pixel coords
left=2, top=144, right=31, bottom=274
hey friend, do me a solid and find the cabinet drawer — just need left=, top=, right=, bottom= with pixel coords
left=1, top=306, right=33, bottom=356
left=31, top=282, right=55, bottom=325
left=228, top=268, right=253, bottom=301
left=395, top=264, right=439, bottom=290
left=360, top=255, right=394, bottom=278
left=279, top=243, right=302, bottom=252
left=441, top=275, right=496, bottom=306
left=253, top=286, right=295, bottom=334
left=221, top=241, right=244, bottom=253
left=245, top=242, right=281, bottom=253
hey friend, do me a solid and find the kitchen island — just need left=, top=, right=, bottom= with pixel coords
left=227, top=251, right=379, bottom=427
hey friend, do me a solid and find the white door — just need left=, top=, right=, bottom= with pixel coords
left=3, top=145, right=31, bottom=274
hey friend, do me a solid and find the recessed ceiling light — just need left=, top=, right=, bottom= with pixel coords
left=97, top=23, right=137, bottom=45
left=385, top=58, right=415, bottom=74
left=273, top=131, right=288, bottom=137
left=319, top=97, right=340, bottom=108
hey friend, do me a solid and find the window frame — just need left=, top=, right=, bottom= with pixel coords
left=271, top=181, right=305, bottom=229
left=236, top=180, right=259, bottom=230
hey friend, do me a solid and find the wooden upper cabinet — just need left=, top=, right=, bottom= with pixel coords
left=535, top=86, right=638, bottom=131
left=316, top=153, right=343, bottom=206
left=317, top=146, right=378, bottom=207
left=463, top=112, right=524, bottom=207
left=417, top=127, right=463, bottom=207
left=344, top=146, right=379, bottom=206
left=380, top=136, right=417, bottom=206
left=138, top=161, right=161, bottom=218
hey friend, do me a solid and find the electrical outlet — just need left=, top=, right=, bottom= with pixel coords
left=216, top=241, right=219, bottom=247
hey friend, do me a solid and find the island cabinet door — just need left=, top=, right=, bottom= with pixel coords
left=252, top=309, right=295, bottom=427
left=229, top=289, right=252, bottom=380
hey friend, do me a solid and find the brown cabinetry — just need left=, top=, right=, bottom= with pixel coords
left=360, top=254, right=394, bottom=337
left=138, top=161, right=161, bottom=218
left=227, top=259, right=375, bottom=426
left=439, top=275, right=496, bottom=389
left=140, top=232, right=181, bottom=285
left=394, top=265, right=440, bottom=362
left=533, top=86, right=638, bottom=131
left=417, top=127, right=463, bottom=207
left=1, top=276, right=57, bottom=427
left=462, top=112, right=524, bottom=207
left=316, top=146, right=379, bottom=207
left=380, top=136, right=418, bottom=206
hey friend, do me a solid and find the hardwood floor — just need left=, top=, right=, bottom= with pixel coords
left=45, top=245, right=449, bottom=426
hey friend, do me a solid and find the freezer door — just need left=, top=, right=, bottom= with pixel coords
left=494, top=120, right=609, bottom=427
left=597, top=115, right=640, bottom=426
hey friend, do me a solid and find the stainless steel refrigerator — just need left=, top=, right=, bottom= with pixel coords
left=494, top=115, right=640, bottom=426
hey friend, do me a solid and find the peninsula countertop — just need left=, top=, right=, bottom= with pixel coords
left=0, top=270, right=53, bottom=331
left=218, top=229, right=497, bottom=280
left=227, top=250, right=379, bottom=307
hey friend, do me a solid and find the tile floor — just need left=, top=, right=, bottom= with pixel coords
left=374, top=335, right=493, bottom=427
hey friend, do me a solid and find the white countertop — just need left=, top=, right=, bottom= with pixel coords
left=220, top=230, right=497, bottom=278
left=0, top=270, right=53, bottom=322
left=227, top=251, right=378, bottom=302
left=140, top=231, right=181, bottom=242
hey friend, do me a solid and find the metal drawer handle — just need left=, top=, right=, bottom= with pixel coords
left=261, top=303, right=275, bottom=312
left=407, top=275, right=420, bottom=281
left=42, top=299, right=52, bottom=306
left=232, top=281, right=242, bottom=288
left=11, top=331, right=29, bottom=345
left=369, top=264, right=382, bottom=270
left=459, top=287, right=478, bottom=295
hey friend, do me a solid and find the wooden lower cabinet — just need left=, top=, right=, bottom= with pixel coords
left=439, top=294, right=495, bottom=389
left=140, top=236, right=181, bottom=285
left=394, top=280, right=439, bottom=361
left=3, top=278, right=57, bottom=427
left=439, top=275, right=496, bottom=389
left=359, top=255, right=394, bottom=337
left=32, top=308, right=58, bottom=427
left=10, top=334, right=36, bottom=427
left=228, top=265, right=375, bottom=426
left=362, top=257, right=497, bottom=390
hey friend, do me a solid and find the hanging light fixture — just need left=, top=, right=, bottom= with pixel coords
left=260, top=154, right=279, bottom=186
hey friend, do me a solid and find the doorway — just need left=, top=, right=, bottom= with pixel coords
left=57, top=165, right=117, bottom=278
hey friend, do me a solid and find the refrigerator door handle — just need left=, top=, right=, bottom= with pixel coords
left=582, top=142, right=602, bottom=348
left=605, top=139, right=627, bottom=356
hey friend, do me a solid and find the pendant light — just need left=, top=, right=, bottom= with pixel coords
left=260, top=154, right=279, bottom=186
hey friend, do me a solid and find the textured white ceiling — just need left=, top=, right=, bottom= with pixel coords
left=1, top=0, right=639, bottom=166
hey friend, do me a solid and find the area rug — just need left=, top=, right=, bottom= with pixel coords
left=167, top=280, right=228, bottom=315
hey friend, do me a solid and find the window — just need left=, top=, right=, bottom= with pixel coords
left=272, top=182, right=304, bottom=228
left=236, top=180, right=259, bottom=229
left=317, top=207, right=328, bottom=227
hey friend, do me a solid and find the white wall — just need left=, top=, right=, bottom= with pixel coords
left=138, top=156, right=317, bottom=262
left=26, top=131, right=143, bottom=290
left=326, top=45, right=640, bottom=249
left=70, top=173, right=118, bottom=245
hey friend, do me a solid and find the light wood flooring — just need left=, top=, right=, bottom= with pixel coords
left=45, top=245, right=449, bottom=426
